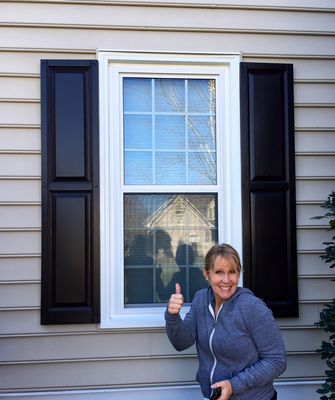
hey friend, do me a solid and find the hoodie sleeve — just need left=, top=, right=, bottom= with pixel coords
left=165, top=299, right=198, bottom=352
left=229, top=299, right=287, bottom=394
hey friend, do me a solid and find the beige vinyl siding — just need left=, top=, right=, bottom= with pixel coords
left=0, top=0, right=334, bottom=395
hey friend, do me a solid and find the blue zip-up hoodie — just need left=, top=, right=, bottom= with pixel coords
left=165, top=287, right=286, bottom=400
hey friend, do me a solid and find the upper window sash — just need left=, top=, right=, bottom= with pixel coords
left=98, top=51, right=242, bottom=329
left=122, top=76, right=218, bottom=187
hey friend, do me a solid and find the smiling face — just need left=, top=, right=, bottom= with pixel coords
left=204, top=255, right=240, bottom=308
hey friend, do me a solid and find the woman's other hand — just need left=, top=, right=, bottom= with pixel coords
left=167, top=283, right=184, bottom=315
left=211, top=380, right=233, bottom=400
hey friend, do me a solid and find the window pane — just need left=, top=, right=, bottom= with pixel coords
left=155, top=79, right=185, bottom=113
left=188, top=152, right=217, bottom=185
left=124, top=194, right=218, bottom=306
left=155, top=152, right=186, bottom=184
left=124, top=151, right=152, bottom=184
left=124, top=115, right=152, bottom=149
left=156, top=115, right=185, bottom=150
left=188, top=79, right=216, bottom=113
left=123, top=77, right=217, bottom=185
left=124, top=78, right=152, bottom=112
left=188, top=115, right=216, bottom=150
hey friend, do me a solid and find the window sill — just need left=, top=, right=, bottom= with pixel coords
left=99, top=307, right=190, bottom=330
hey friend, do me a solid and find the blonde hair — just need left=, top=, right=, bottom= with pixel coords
left=204, top=243, right=241, bottom=273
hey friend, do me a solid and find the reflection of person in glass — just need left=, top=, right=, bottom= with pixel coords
left=124, top=235, right=154, bottom=304
left=154, top=229, right=175, bottom=302
left=165, top=243, right=286, bottom=400
left=158, top=243, right=207, bottom=302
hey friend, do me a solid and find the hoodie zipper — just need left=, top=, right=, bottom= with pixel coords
left=208, top=303, right=223, bottom=384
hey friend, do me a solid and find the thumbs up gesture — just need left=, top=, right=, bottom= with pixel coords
left=167, top=283, right=184, bottom=315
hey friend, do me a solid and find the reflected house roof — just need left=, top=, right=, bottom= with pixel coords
left=144, top=194, right=215, bottom=230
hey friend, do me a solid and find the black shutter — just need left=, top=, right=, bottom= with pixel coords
left=240, top=62, right=298, bottom=317
left=41, top=60, right=100, bottom=324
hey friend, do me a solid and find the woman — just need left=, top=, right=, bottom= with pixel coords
left=165, top=243, right=286, bottom=400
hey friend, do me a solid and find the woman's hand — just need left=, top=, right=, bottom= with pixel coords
left=167, top=283, right=184, bottom=315
left=211, top=380, right=233, bottom=400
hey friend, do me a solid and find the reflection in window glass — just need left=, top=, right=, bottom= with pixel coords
left=123, top=77, right=217, bottom=185
left=155, top=78, right=185, bottom=113
left=124, top=78, right=152, bottom=112
left=155, top=152, right=186, bottom=184
left=124, top=152, right=152, bottom=185
left=124, top=115, right=152, bottom=149
left=156, top=115, right=185, bottom=150
left=124, top=194, right=217, bottom=307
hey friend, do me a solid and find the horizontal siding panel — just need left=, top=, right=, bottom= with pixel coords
left=281, top=328, right=328, bottom=352
left=0, top=282, right=40, bottom=308
left=296, top=155, right=335, bottom=177
left=292, top=59, right=335, bottom=81
left=295, top=130, right=335, bottom=152
left=0, top=153, right=40, bottom=177
left=0, top=303, right=324, bottom=336
left=3, top=3, right=335, bottom=32
left=0, top=128, right=40, bottom=151
left=0, top=329, right=327, bottom=362
left=0, top=309, right=97, bottom=335
left=0, top=353, right=323, bottom=390
left=298, top=253, right=332, bottom=275
left=298, top=277, right=334, bottom=301
left=0, top=231, right=40, bottom=255
left=0, top=300, right=328, bottom=335
left=150, top=332, right=195, bottom=356
left=0, top=51, right=95, bottom=75
left=0, top=357, right=198, bottom=390
left=1, top=27, right=335, bottom=56
left=296, top=203, right=329, bottom=226
left=296, top=179, right=335, bottom=202
left=245, top=58, right=335, bottom=80
left=2, top=0, right=333, bottom=8
left=297, top=227, right=334, bottom=251
left=0, top=76, right=39, bottom=99
left=282, top=353, right=324, bottom=379
left=0, top=51, right=334, bottom=77
left=0, top=180, right=40, bottom=202
left=295, top=82, right=335, bottom=103
left=0, top=102, right=39, bottom=126
left=278, top=302, right=328, bottom=327
left=0, top=256, right=40, bottom=281
left=0, top=205, right=41, bottom=228
left=295, top=106, right=335, bottom=128
left=291, top=59, right=335, bottom=80
left=0, top=332, right=153, bottom=362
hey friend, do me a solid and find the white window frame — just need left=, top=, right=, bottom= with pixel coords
left=98, top=51, right=242, bottom=329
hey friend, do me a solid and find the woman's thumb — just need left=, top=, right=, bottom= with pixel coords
left=175, top=283, right=181, bottom=295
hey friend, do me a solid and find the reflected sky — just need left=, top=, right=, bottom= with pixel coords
left=123, top=77, right=217, bottom=185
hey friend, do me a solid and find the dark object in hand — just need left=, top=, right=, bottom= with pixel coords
left=209, top=387, right=221, bottom=400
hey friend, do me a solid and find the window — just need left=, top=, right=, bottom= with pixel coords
left=98, top=52, right=242, bottom=328
left=41, top=59, right=297, bottom=325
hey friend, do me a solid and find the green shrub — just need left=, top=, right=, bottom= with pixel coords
left=313, top=191, right=335, bottom=400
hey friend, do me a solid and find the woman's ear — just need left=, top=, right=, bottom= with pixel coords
left=203, top=269, right=209, bottom=282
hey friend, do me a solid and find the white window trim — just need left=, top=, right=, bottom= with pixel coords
left=98, top=51, right=242, bottom=329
